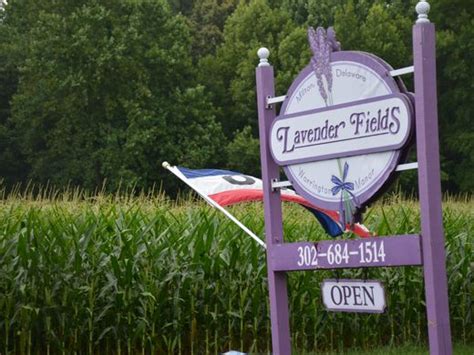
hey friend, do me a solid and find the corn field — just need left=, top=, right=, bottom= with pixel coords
left=0, top=187, right=472, bottom=354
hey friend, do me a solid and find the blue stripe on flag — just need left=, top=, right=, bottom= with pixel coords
left=178, top=167, right=242, bottom=179
left=303, top=206, right=343, bottom=237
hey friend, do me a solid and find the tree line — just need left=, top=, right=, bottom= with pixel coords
left=0, top=0, right=472, bottom=193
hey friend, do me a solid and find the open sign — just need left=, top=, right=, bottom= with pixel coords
left=321, top=279, right=386, bottom=313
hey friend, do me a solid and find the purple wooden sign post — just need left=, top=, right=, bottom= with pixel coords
left=413, top=2, right=453, bottom=354
left=255, top=2, right=452, bottom=354
left=256, top=48, right=292, bottom=355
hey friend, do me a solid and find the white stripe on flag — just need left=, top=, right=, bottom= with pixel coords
left=162, top=162, right=267, bottom=249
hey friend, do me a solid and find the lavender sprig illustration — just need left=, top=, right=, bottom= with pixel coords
left=308, top=27, right=335, bottom=106
left=327, top=27, right=341, bottom=52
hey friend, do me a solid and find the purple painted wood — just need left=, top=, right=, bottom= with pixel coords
left=271, top=235, right=422, bottom=271
left=256, top=60, right=292, bottom=354
left=413, top=22, right=453, bottom=354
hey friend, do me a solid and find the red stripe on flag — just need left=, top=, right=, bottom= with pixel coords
left=209, top=189, right=339, bottom=220
left=209, top=189, right=373, bottom=238
left=209, top=189, right=264, bottom=207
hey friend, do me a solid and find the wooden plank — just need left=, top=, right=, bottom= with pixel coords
left=270, top=235, right=422, bottom=271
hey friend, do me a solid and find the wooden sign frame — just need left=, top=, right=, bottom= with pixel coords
left=255, top=2, right=452, bottom=354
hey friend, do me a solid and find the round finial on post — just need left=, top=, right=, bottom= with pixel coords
left=257, top=47, right=270, bottom=67
left=416, top=1, right=430, bottom=23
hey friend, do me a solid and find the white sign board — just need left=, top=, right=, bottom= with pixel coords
left=271, top=94, right=412, bottom=165
left=321, top=279, right=386, bottom=313
left=279, top=51, right=414, bottom=213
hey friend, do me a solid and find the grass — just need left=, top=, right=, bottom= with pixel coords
left=312, top=342, right=474, bottom=354
left=0, top=187, right=472, bottom=354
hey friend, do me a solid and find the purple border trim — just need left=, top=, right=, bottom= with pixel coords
left=321, top=279, right=387, bottom=314
left=271, top=93, right=414, bottom=165
left=280, top=51, right=407, bottom=211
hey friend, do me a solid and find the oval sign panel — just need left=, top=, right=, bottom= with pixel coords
left=271, top=31, right=414, bottom=220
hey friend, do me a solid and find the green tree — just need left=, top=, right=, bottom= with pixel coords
left=1, top=0, right=473, bottom=193
left=8, top=0, right=225, bottom=189
left=0, top=1, right=30, bottom=185
left=432, top=0, right=474, bottom=192
left=189, top=0, right=239, bottom=58
left=200, top=0, right=295, bottom=136
left=333, top=1, right=411, bottom=68
left=306, top=0, right=347, bottom=28
left=280, top=0, right=308, bottom=25
left=167, top=0, right=195, bottom=15
left=226, top=125, right=260, bottom=176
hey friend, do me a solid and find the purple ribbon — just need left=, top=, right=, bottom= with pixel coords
left=331, top=162, right=359, bottom=226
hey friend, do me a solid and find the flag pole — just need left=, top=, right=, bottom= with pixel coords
left=162, top=162, right=267, bottom=249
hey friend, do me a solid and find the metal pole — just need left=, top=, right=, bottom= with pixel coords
left=413, top=2, right=453, bottom=354
left=256, top=48, right=292, bottom=354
